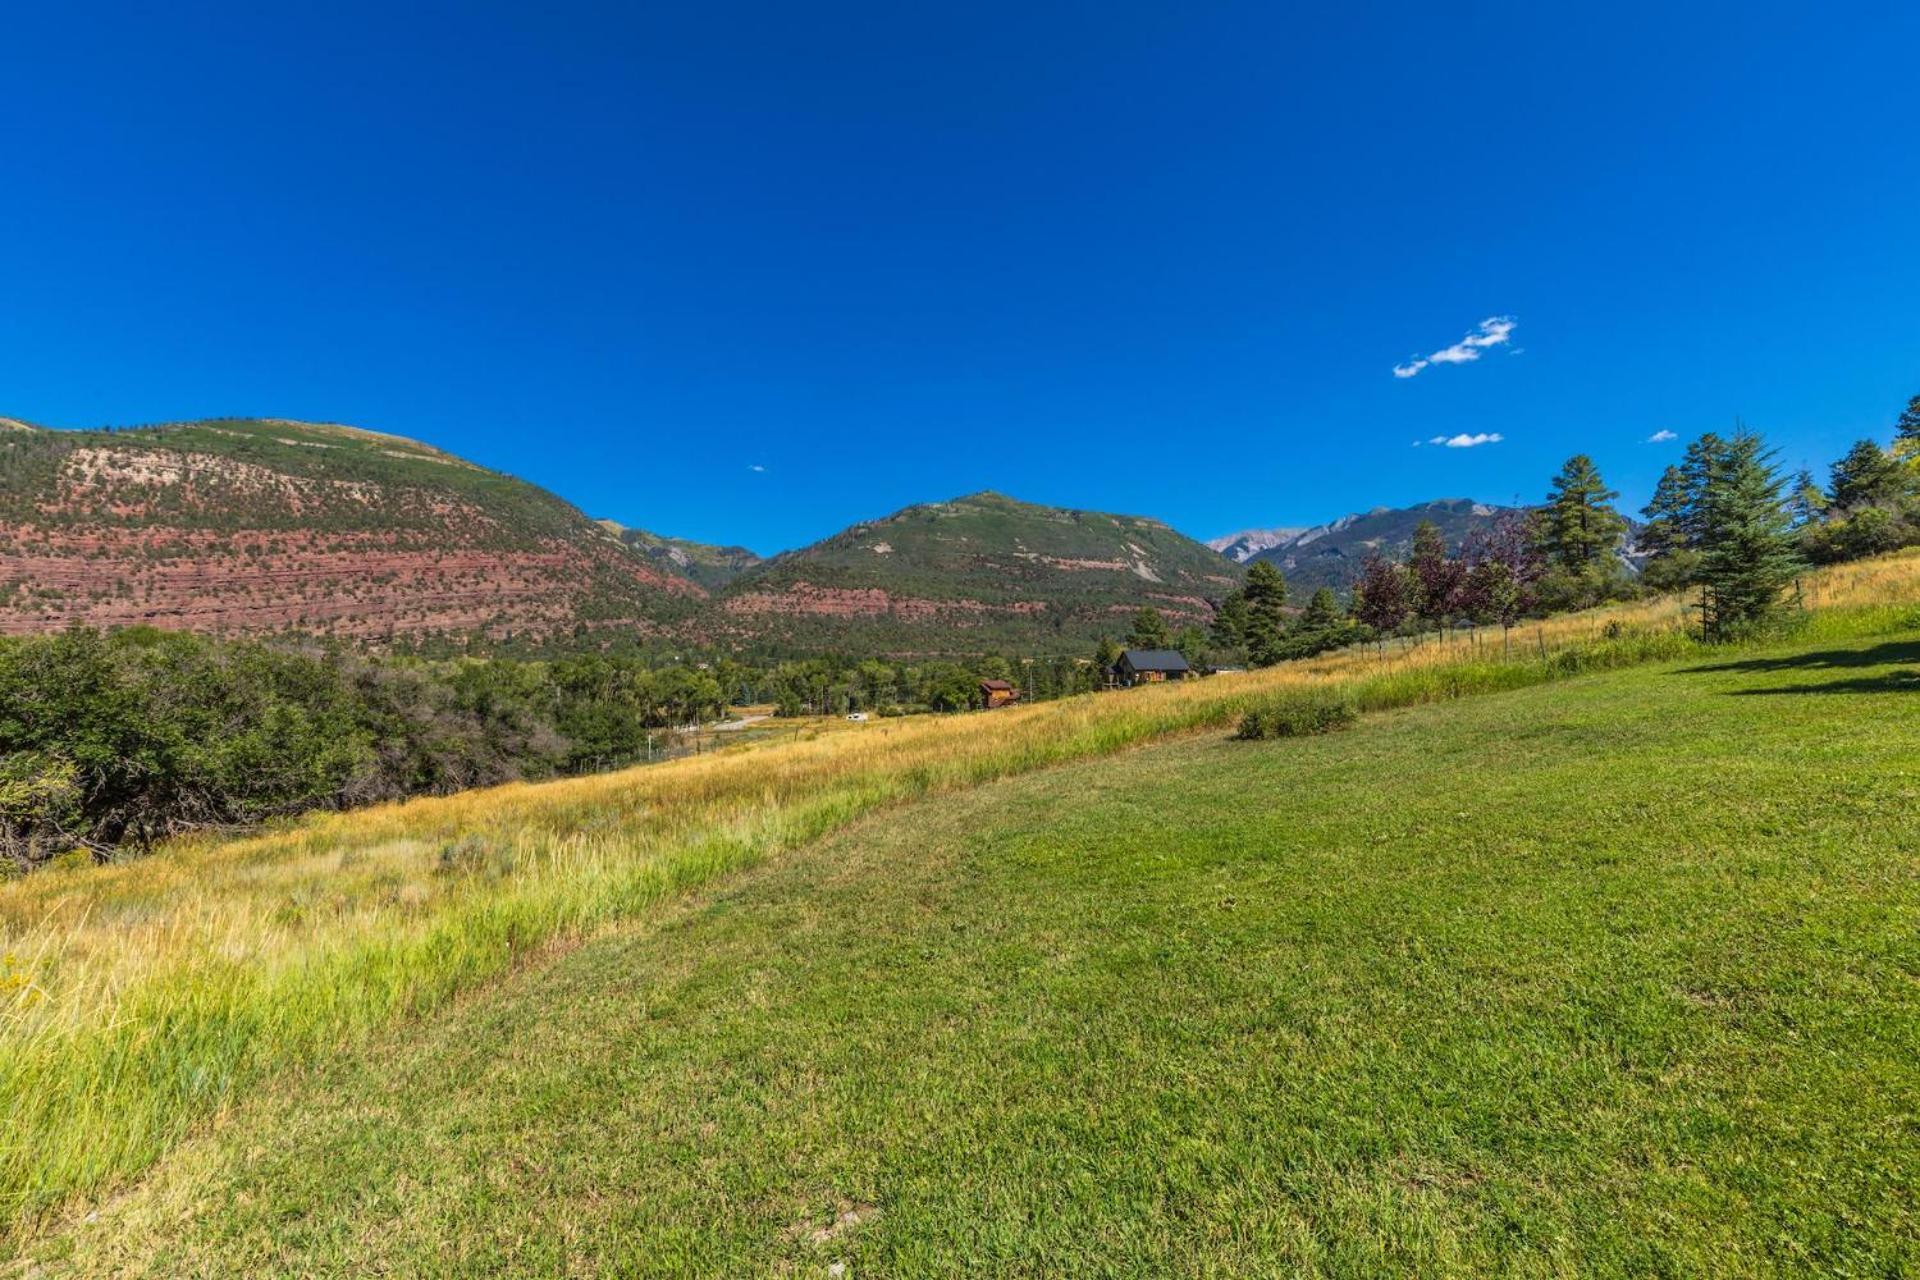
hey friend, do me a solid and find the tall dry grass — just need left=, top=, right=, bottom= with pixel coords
left=3, top=550, right=1918, bottom=1238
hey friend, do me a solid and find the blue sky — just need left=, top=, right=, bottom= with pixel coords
left=3, top=2, right=1916, bottom=554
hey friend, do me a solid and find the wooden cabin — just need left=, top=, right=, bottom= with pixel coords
left=979, top=678, right=1019, bottom=708
left=1112, top=648, right=1192, bottom=687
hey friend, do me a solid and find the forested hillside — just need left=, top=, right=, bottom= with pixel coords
left=0, top=418, right=704, bottom=646
left=0, top=426, right=1242, bottom=656
left=709, top=491, right=1243, bottom=656
left=598, top=522, right=763, bottom=591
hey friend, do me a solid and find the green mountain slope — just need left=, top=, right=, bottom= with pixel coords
left=707, top=490, right=1243, bottom=655
left=30, top=633, right=1917, bottom=1274
left=598, top=521, right=763, bottom=591
left=0, top=417, right=704, bottom=645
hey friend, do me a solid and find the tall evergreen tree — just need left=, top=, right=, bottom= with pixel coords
left=1296, top=586, right=1343, bottom=632
left=1786, top=468, right=1829, bottom=528
left=1695, top=432, right=1801, bottom=637
left=1676, top=431, right=1727, bottom=543
left=1125, top=606, right=1171, bottom=650
left=1827, top=438, right=1907, bottom=511
left=1209, top=587, right=1251, bottom=652
left=1894, top=393, right=1920, bottom=464
left=1539, top=454, right=1627, bottom=572
left=1241, top=561, right=1291, bottom=667
left=1639, top=464, right=1692, bottom=556
left=1174, top=625, right=1211, bottom=672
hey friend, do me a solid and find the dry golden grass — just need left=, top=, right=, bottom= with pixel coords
left=2, top=549, right=1917, bottom=1239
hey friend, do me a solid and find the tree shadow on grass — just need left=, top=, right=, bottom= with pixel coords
left=1728, top=671, right=1920, bottom=696
left=1680, top=639, right=1920, bottom=676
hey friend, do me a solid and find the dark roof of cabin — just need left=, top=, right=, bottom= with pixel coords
left=1117, top=648, right=1190, bottom=671
left=979, top=678, right=1015, bottom=691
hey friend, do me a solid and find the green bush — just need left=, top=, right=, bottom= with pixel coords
left=1234, top=689, right=1358, bottom=739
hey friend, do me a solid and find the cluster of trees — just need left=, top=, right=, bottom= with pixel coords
left=1642, top=396, right=1920, bottom=607
left=1208, top=566, right=1359, bottom=666
left=0, top=628, right=730, bottom=870
left=1077, top=568, right=1363, bottom=677
left=0, top=629, right=1124, bottom=868
left=1785, top=394, right=1920, bottom=565
left=1638, top=432, right=1805, bottom=635
left=1358, top=433, right=1807, bottom=644
left=1349, top=511, right=1548, bottom=652
left=749, top=652, right=1106, bottom=716
left=1208, top=413, right=1862, bottom=664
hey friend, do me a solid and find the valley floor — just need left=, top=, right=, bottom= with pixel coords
left=17, top=636, right=1920, bottom=1277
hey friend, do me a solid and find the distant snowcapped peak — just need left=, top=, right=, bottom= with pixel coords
left=1207, top=526, right=1307, bottom=563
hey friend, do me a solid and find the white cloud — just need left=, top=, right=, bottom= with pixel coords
left=1394, top=316, right=1517, bottom=379
left=1647, top=429, right=1677, bottom=443
left=1418, top=432, right=1503, bottom=449
left=747, top=463, right=767, bottom=473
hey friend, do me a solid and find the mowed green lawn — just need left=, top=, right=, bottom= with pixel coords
left=22, top=637, right=1920, bottom=1278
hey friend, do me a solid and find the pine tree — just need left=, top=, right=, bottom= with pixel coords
left=1676, top=431, right=1727, bottom=544
left=1296, top=586, right=1342, bottom=631
left=1639, top=465, right=1692, bottom=556
left=1786, top=468, right=1829, bottom=528
left=1695, top=432, right=1801, bottom=638
left=1827, top=438, right=1907, bottom=511
left=1641, top=440, right=1735, bottom=592
left=1539, top=454, right=1627, bottom=572
left=1241, top=561, right=1291, bottom=667
left=1243, top=560, right=1288, bottom=610
left=1894, top=393, right=1920, bottom=464
left=1209, top=588, right=1251, bottom=651
left=1125, top=606, right=1171, bottom=650
left=1174, top=626, right=1211, bottom=672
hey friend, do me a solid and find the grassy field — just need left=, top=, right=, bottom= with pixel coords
left=3, top=553, right=1919, bottom=1264
left=12, top=622, right=1917, bottom=1276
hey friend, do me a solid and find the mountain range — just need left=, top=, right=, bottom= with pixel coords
left=1211, top=499, right=1525, bottom=592
left=0, top=416, right=1529, bottom=656
left=0, top=417, right=703, bottom=645
left=1205, top=526, right=1307, bottom=563
left=706, top=490, right=1242, bottom=656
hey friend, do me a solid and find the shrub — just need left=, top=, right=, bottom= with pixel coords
left=434, top=833, right=512, bottom=879
left=1234, top=689, right=1358, bottom=740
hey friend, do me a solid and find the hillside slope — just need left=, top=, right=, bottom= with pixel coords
left=709, top=490, right=1242, bottom=655
left=23, top=631, right=1918, bottom=1275
left=1236, top=498, right=1524, bottom=591
left=0, top=418, right=703, bottom=644
left=598, top=521, right=762, bottom=591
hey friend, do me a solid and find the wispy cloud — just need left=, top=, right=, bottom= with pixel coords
left=1646, top=429, right=1677, bottom=443
left=747, top=463, right=767, bottom=473
left=1394, top=316, right=1517, bottom=379
left=1415, top=432, right=1504, bottom=449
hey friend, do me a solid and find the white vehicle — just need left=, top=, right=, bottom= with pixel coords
left=845, top=712, right=870, bottom=722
